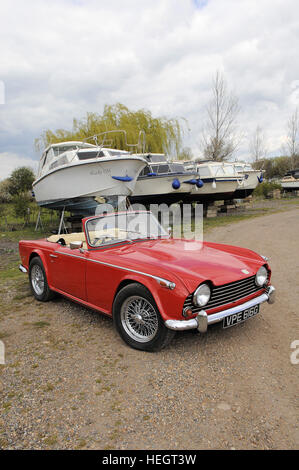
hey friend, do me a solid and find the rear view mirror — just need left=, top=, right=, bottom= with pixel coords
left=70, top=241, right=83, bottom=250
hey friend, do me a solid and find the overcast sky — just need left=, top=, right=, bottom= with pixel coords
left=0, top=0, right=298, bottom=179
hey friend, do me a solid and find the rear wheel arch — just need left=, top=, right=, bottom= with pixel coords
left=28, top=256, right=55, bottom=302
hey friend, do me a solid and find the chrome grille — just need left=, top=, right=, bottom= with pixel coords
left=184, top=275, right=265, bottom=313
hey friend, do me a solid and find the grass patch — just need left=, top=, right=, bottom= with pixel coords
left=0, top=264, right=21, bottom=281
left=13, top=291, right=31, bottom=301
left=32, top=321, right=50, bottom=329
left=44, top=383, right=55, bottom=392
left=75, top=439, right=87, bottom=449
left=0, top=331, right=10, bottom=339
left=43, top=434, right=58, bottom=447
left=2, top=402, right=12, bottom=410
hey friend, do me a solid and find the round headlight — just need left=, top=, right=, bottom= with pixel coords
left=255, top=266, right=268, bottom=287
left=193, top=283, right=211, bottom=307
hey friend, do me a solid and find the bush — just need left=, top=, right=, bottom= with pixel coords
left=12, top=193, right=31, bottom=225
left=0, top=179, right=12, bottom=203
left=8, top=167, right=35, bottom=196
left=253, top=181, right=282, bottom=198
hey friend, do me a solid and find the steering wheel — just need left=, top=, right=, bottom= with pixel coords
left=93, top=236, right=112, bottom=246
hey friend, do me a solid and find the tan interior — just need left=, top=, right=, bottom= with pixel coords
left=47, top=228, right=123, bottom=249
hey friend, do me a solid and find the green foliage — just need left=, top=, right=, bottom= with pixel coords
left=253, top=181, right=282, bottom=198
left=12, top=193, right=31, bottom=224
left=35, top=103, right=184, bottom=156
left=253, top=155, right=299, bottom=179
left=0, top=178, right=12, bottom=203
left=177, top=146, right=193, bottom=161
left=8, top=167, right=35, bottom=196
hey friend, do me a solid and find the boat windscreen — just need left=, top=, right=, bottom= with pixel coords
left=169, top=163, right=185, bottom=173
left=147, top=154, right=167, bottom=163
left=77, top=151, right=105, bottom=160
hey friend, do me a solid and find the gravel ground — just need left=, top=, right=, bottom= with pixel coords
left=0, top=207, right=298, bottom=450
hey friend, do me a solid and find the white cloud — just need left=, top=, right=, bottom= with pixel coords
left=0, top=153, right=38, bottom=180
left=0, top=0, right=298, bottom=174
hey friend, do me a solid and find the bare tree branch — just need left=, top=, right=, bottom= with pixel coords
left=201, top=71, right=240, bottom=161
left=285, top=108, right=299, bottom=169
left=250, top=125, right=267, bottom=162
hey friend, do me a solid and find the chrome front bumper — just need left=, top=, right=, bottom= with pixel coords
left=19, top=264, right=28, bottom=273
left=165, top=286, right=276, bottom=333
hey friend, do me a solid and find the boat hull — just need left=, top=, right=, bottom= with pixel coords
left=129, top=173, right=198, bottom=205
left=33, top=157, right=146, bottom=210
left=185, top=178, right=239, bottom=202
left=281, top=181, right=299, bottom=190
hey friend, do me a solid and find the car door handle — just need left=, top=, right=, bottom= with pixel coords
left=50, top=254, right=58, bottom=258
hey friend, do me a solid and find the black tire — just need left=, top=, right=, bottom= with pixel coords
left=113, top=283, right=175, bottom=352
left=29, top=257, right=55, bottom=302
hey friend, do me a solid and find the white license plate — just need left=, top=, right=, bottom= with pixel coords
left=223, top=304, right=260, bottom=328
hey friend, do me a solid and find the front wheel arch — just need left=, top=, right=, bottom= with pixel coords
left=112, top=282, right=175, bottom=352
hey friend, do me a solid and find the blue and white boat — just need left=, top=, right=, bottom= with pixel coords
left=33, top=141, right=147, bottom=213
left=129, top=153, right=203, bottom=205
left=184, top=160, right=245, bottom=202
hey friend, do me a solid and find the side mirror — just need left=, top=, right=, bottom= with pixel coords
left=70, top=241, right=83, bottom=250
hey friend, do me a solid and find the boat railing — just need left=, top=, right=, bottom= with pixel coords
left=81, top=129, right=146, bottom=157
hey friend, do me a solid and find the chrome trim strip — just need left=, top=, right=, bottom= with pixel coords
left=165, top=287, right=275, bottom=332
left=54, top=250, right=175, bottom=288
left=19, top=264, right=27, bottom=273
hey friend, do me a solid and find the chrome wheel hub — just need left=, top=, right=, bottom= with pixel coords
left=31, top=265, right=45, bottom=296
left=120, top=296, right=159, bottom=343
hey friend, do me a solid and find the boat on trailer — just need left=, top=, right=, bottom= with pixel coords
left=183, top=160, right=244, bottom=202
left=232, top=162, right=263, bottom=198
left=280, top=169, right=299, bottom=191
left=129, top=153, right=203, bottom=205
left=33, top=134, right=148, bottom=214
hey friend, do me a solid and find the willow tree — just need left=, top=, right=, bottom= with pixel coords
left=35, top=103, right=184, bottom=156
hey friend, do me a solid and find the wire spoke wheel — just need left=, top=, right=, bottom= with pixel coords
left=31, top=265, right=45, bottom=296
left=120, top=296, right=159, bottom=343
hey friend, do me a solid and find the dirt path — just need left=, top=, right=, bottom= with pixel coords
left=0, top=208, right=298, bottom=450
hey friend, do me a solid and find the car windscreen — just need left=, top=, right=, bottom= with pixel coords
left=86, top=212, right=168, bottom=247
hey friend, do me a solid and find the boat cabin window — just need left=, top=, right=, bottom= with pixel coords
left=212, top=165, right=225, bottom=176
left=78, top=150, right=105, bottom=160
left=197, top=166, right=210, bottom=177
left=106, top=150, right=130, bottom=156
left=235, top=165, right=243, bottom=172
left=151, top=164, right=170, bottom=174
left=139, top=166, right=151, bottom=176
left=224, top=165, right=235, bottom=174
left=169, top=163, right=185, bottom=173
left=42, top=148, right=54, bottom=168
left=147, top=154, right=167, bottom=163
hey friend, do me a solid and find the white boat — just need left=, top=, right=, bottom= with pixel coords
left=130, top=153, right=202, bottom=205
left=281, top=169, right=299, bottom=191
left=232, top=162, right=263, bottom=198
left=33, top=141, right=147, bottom=213
left=184, top=160, right=244, bottom=202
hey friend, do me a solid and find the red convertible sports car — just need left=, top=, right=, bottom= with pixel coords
left=19, top=210, right=275, bottom=351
